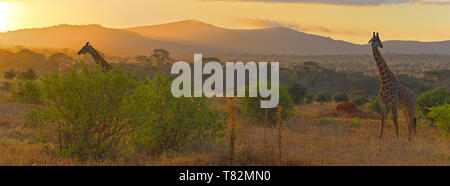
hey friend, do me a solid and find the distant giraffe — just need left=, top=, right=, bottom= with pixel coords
left=369, top=32, right=417, bottom=142
left=77, top=42, right=113, bottom=72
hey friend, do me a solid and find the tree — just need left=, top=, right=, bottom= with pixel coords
left=427, top=103, right=450, bottom=137
left=20, top=69, right=38, bottom=80
left=152, top=49, right=172, bottom=64
left=3, top=69, right=16, bottom=79
left=26, top=65, right=225, bottom=160
left=126, top=73, right=225, bottom=155
left=349, top=89, right=367, bottom=102
left=288, top=82, right=306, bottom=105
left=27, top=65, right=138, bottom=160
left=353, top=96, right=368, bottom=106
left=333, top=93, right=349, bottom=102
left=135, top=55, right=152, bottom=63
left=417, top=87, right=450, bottom=123
left=315, top=93, right=331, bottom=104
left=304, top=90, right=315, bottom=104
left=240, top=85, right=295, bottom=126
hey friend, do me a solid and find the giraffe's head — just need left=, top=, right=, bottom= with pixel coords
left=369, top=32, right=383, bottom=48
left=77, top=42, right=92, bottom=55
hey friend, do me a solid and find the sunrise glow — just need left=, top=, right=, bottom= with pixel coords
left=0, top=2, right=9, bottom=32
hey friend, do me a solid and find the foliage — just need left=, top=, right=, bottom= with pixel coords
left=304, top=90, right=315, bottom=104
left=26, top=64, right=138, bottom=160
left=350, top=117, right=362, bottom=128
left=315, top=93, right=331, bottom=104
left=240, top=84, right=295, bottom=126
left=288, top=82, right=306, bottom=105
left=10, top=79, right=42, bottom=104
left=427, top=104, right=450, bottom=137
left=152, top=49, right=172, bottom=64
left=333, top=93, right=349, bottom=102
left=349, top=89, right=367, bottom=101
left=0, top=81, right=12, bottom=91
left=369, top=97, right=381, bottom=113
left=417, top=87, right=450, bottom=123
left=25, top=65, right=225, bottom=160
left=126, top=73, right=225, bottom=155
left=353, top=96, right=368, bottom=106
left=19, top=69, right=38, bottom=80
left=3, top=69, right=16, bottom=79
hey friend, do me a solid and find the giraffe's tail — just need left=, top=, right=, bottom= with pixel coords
left=413, top=117, right=417, bottom=134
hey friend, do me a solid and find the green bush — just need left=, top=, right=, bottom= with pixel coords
left=304, top=90, right=315, bottom=104
left=417, top=87, right=450, bottom=122
left=288, top=82, right=306, bottom=105
left=10, top=79, right=42, bottom=104
left=27, top=65, right=138, bottom=160
left=349, top=89, right=367, bottom=101
left=3, top=69, right=16, bottom=80
left=19, top=69, right=38, bottom=80
left=353, top=96, right=368, bottom=106
left=369, top=97, right=381, bottom=113
left=26, top=65, right=225, bottom=160
left=427, top=104, right=450, bottom=137
left=1, top=81, right=12, bottom=91
left=240, top=84, right=295, bottom=126
left=126, top=73, right=225, bottom=155
left=350, top=117, right=362, bottom=128
left=333, top=93, right=349, bottom=102
left=315, top=93, right=331, bottom=103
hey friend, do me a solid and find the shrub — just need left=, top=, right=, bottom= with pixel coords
left=427, top=104, right=449, bottom=137
left=417, top=87, right=450, bottom=122
left=333, top=93, right=349, bottom=102
left=10, top=79, right=42, bottom=104
left=126, top=73, right=225, bottom=155
left=288, top=82, right=306, bottom=105
left=350, top=117, right=362, bottom=128
left=19, top=69, right=38, bottom=80
left=26, top=65, right=138, bottom=160
left=0, top=81, right=12, bottom=90
left=353, top=96, right=368, bottom=106
left=369, top=97, right=381, bottom=113
left=315, top=93, right=331, bottom=104
left=349, top=89, right=367, bottom=101
left=304, top=90, right=315, bottom=104
left=3, top=69, right=16, bottom=79
left=241, top=84, right=295, bottom=126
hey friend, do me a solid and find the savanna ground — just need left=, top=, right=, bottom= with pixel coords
left=0, top=100, right=448, bottom=166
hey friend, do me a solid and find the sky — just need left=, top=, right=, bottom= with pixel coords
left=0, top=0, right=450, bottom=44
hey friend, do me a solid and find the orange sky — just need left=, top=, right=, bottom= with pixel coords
left=1, top=0, right=450, bottom=44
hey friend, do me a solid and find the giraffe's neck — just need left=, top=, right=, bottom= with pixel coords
left=87, top=47, right=113, bottom=71
left=372, top=46, right=396, bottom=87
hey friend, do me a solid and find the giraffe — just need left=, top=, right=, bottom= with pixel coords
left=77, top=42, right=114, bottom=72
left=369, top=32, right=417, bottom=142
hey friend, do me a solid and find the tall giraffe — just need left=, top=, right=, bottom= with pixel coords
left=369, top=32, right=417, bottom=142
left=77, top=42, right=114, bottom=72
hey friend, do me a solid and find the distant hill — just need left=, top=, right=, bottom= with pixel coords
left=1, top=20, right=449, bottom=55
left=0, top=24, right=219, bottom=55
left=127, top=20, right=367, bottom=55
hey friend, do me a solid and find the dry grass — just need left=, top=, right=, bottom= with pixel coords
left=0, top=102, right=448, bottom=166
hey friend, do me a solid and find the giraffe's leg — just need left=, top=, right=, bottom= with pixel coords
left=402, top=108, right=413, bottom=142
left=379, top=100, right=387, bottom=140
left=391, top=106, right=399, bottom=140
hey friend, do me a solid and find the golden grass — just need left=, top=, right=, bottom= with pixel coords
left=0, top=102, right=448, bottom=166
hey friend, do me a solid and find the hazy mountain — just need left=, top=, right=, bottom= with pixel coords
left=0, top=24, right=220, bottom=55
left=1, top=20, right=449, bottom=55
left=127, top=20, right=367, bottom=55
